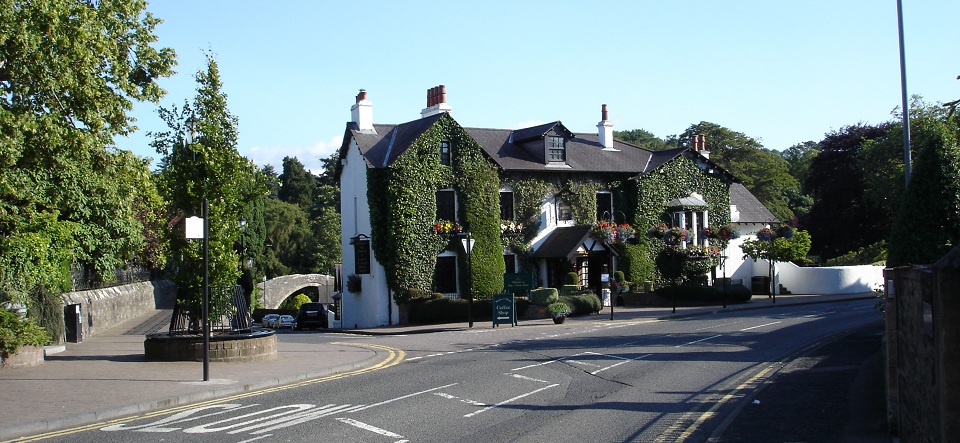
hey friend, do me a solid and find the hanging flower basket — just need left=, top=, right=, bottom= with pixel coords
left=756, top=227, right=776, bottom=242
left=592, top=221, right=616, bottom=243
left=662, top=227, right=689, bottom=246
left=703, top=224, right=740, bottom=241
left=776, top=225, right=795, bottom=240
left=647, top=223, right=669, bottom=240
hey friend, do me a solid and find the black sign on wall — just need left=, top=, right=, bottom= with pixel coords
left=351, top=234, right=371, bottom=275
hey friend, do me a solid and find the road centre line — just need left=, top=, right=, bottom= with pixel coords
left=351, top=383, right=458, bottom=412
left=739, top=321, right=782, bottom=331
left=509, top=373, right=552, bottom=384
left=463, top=383, right=559, bottom=418
left=675, top=334, right=723, bottom=347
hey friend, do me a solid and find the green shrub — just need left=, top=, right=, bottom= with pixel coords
left=560, top=294, right=601, bottom=316
left=547, top=301, right=570, bottom=317
left=564, top=272, right=579, bottom=285
left=529, top=287, right=559, bottom=305
left=406, top=298, right=529, bottom=324
left=559, top=284, right=580, bottom=298
left=826, top=241, right=887, bottom=266
left=280, top=294, right=311, bottom=310
left=394, top=288, right=433, bottom=304
left=0, top=308, right=51, bottom=355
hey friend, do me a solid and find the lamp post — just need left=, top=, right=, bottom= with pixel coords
left=460, top=231, right=474, bottom=328
left=184, top=114, right=211, bottom=382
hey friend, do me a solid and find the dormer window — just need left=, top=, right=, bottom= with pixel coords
left=547, top=136, right=565, bottom=163
left=439, top=140, right=451, bottom=166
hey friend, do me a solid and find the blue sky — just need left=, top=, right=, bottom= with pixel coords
left=120, top=1, right=960, bottom=173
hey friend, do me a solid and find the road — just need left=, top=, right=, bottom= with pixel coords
left=37, top=299, right=880, bottom=443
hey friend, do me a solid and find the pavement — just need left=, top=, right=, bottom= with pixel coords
left=0, top=292, right=891, bottom=442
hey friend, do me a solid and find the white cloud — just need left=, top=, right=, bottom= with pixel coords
left=246, top=134, right=343, bottom=174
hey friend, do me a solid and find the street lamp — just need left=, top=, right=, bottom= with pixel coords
left=460, top=231, right=474, bottom=328
left=238, top=216, right=247, bottom=269
left=184, top=114, right=211, bottom=382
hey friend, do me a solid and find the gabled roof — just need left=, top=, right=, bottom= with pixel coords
left=466, top=127, right=656, bottom=173
left=530, top=226, right=619, bottom=261
left=509, top=121, right=574, bottom=143
left=336, top=112, right=740, bottom=183
left=730, top=183, right=779, bottom=224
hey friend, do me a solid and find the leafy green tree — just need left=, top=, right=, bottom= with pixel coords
left=0, top=0, right=175, bottom=335
left=677, top=122, right=800, bottom=222
left=781, top=141, right=821, bottom=186
left=278, top=156, right=317, bottom=209
left=886, top=106, right=960, bottom=266
left=614, top=129, right=668, bottom=151
left=262, top=198, right=313, bottom=277
left=802, top=123, right=893, bottom=260
left=741, top=229, right=812, bottom=293
left=261, top=165, right=281, bottom=199
left=154, top=55, right=265, bottom=297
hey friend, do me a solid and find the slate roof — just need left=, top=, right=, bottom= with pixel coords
left=336, top=112, right=737, bottom=184
left=730, top=183, right=779, bottom=224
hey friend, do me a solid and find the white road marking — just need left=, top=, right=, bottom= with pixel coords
left=676, top=334, right=723, bottom=347
left=739, top=321, right=782, bottom=331
left=337, top=418, right=406, bottom=440
left=463, top=384, right=559, bottom=418
left=352, top=383, right=458, bottom=412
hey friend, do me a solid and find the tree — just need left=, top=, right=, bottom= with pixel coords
left=154, top=55, right=266, bottom=297
left=741, top=228, right=812, bottom=295
left=677, top=122, right=800, bottom=222
left=886, top=106, right=960, bottom=266
left=781, top=141, right=821, bottom=186
left=278, top=156, right=317, bottom=209
left=0, top=0, right=175, bottom=338
left=802, top=123, right=893, bottom=260
left=614, top=129, right=668, bottom=151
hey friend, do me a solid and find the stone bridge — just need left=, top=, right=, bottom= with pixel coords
left=260, top=274, right=338, bottom=309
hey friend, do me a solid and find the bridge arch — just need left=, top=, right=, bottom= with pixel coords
left=260, top=274, right=338, bottom=309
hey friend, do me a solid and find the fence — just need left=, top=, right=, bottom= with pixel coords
left=70, top=263, right=162, bottom=292
left=168, top=285, right=251, bottom=335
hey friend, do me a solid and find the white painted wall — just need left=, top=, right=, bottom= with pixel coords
left=339, top=139, right=397, bottom=328
left=776, top=262, right=884, bottom=295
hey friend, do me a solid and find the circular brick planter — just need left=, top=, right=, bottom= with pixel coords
left=144, top=330, right=277, bottom=362
left=1, top=345, right=45, bottom=369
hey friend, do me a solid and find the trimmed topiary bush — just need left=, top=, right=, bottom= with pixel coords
left=560, top=294, right=602, bottom=316
left=529, top=287, right=559, bottom=305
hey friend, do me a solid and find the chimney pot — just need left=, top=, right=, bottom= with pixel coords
left=439, top=85, right=446, bottom=104
left=601, top=104, right=608, bottom=122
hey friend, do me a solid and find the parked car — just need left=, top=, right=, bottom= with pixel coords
left=276, top=314, right=296, bottom=329
left=261, top=314, right=280, bottom=328
left=294, top=302, right=328, bottom=330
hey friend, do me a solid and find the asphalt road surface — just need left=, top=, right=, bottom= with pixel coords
left=36, top=299, right=880, bottom=443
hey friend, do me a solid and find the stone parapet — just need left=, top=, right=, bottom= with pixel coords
left=144, top=332, right=277, bottom=363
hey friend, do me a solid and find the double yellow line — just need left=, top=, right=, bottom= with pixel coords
left=3, top=342, right=404, bottom=443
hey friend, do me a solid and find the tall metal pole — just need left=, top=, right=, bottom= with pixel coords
left=467, top=231, right=473, bottom=328
left=897, top=0, right=912, bottom=186
left=202, top=198, right=210, bottom=381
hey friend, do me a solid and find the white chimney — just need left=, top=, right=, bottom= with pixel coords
left=420, top=85, right=453, bottom=118
left=351, top=89, right=374, bottom=133
left=597, top=104, right=616, bottom=151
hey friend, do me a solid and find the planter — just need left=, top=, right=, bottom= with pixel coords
left=552, top=316, right=566, bottom=324
left=1, top=345, right=45, bottom=369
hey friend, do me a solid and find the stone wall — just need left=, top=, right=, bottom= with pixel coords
left=61, top=280, right=177, bottom=338
left=885, top=246, right=960, bottom=442
left=144, top=333, right=277, bottom=362
left=261, top=274, right=336, bottom=309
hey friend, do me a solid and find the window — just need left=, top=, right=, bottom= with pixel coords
left=504, top=254, right=516, bottom=274
left=436, top=189, right=456, bottom=221
left=557, top=198, right=573, bottom=222
left=596, top=192, right=613, bottom=221
left=499, top=191, right=514, bottom=221
left=547, top=136, right=565, bottom=162
left=671, top=209, right=708, bottom=247
left=434, top=256, right=457, bottom=294
left=439, top=140, right=451, bottom=166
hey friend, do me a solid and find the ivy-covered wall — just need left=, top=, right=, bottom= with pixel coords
left=367, top=114, right=503, bottom=301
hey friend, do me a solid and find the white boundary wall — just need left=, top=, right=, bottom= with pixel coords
left=776, top=261, right=884, bottom=295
